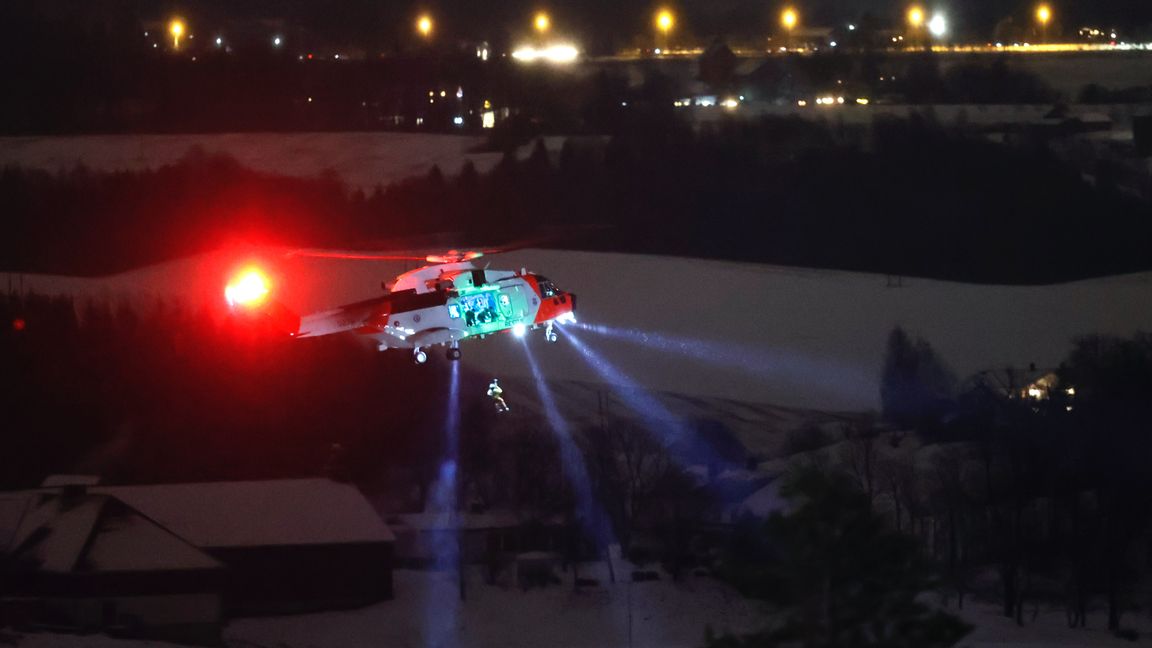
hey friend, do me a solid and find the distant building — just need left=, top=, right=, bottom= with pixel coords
left=390, top=511, right=566, bottom=567
left=94, top=479, right=395, bottom=615
left=1, top=478, right=394, bottom=643
left=0, top=488, right=224, bottom=644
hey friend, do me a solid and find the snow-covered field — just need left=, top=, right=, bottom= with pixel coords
left=6, top=248, right=1151, bottom=414
left=0, top=133, right=551, bottom=191
left=13, top=567, right=1152, bottom=648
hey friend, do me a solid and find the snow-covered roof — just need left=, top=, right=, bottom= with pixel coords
left=95, top=478, right=394, bottom=549
left=739, top=480, right=790, bottom=519
left=83, top=498, right=221, bottom=572
left=2, top=492, right=219, bottom=573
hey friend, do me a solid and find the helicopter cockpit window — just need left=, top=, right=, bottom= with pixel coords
left=536, top=277, right=558, bottom=298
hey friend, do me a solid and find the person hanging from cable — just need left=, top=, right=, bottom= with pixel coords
left=487, top=378, right=509, bottom=413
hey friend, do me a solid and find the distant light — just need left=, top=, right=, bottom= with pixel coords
left=656, top=9, right=674, bottom=34
left=12, top=318, right=26, bottom=332
left=453, top=116, right=464, bottom=125
left=830, top=41, right=837, bottom=47
left=1036, top=4, right=1052, bottom=26
left=907, top=6, right=925, bottom=28
left=534, top=12, right=551, bottom=34
left=797, top=99, right=808, bottom=106
left=856, top=97, right=870, bottom=105
left=456, top=87, right=464, bottom=99
left=928, top=13, right=947, bottom=38
left=512, top=323, right=528, bottom=338
left=653, top=47, right=662, bottom=55
left=417, top=15, right=433, bottom=38
left=482, top=110, right=496, bottom=128
left=169, top=18, right=185, bottom=49
left=837, top=96, right=845, bottom=104
left=215, top=36, right=223, bottom=47
left=511, top=43, right=579, bottom=63
left=721, top=97, right=739, bottom=109
left=781, top=8, right=798, bottom=31
left=440, top=90, right=447, bottom=97
left=272, top=36, right=282, bottom=47
left=225, top=270, right=271, bottom=308
left=416, top=117, right=424, bottom=125
left=307, top=96, right=313, bottom=103
left=848, top=24, right=856, bottom=31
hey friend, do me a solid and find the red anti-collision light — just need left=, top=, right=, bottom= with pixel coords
left=225, top=269, right=271, bottom=307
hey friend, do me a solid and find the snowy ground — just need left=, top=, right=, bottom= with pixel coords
left=0, top=133, right=563, bottom=192
left=227, top=566, right=761, bottom=648
left=13, top=570, right=1152, bottom=648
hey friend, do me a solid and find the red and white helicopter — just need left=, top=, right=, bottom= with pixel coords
left=225, top=249, right=576, bottom=363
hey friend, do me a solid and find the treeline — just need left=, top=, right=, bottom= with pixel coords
left=3, top=114, right=1150, bottom=282
left=709, top=329, right=1152, bottom=644
left=0, top=291, right=456, bottom=489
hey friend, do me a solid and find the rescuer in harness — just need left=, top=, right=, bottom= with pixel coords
left=487, top=378, right=509, bottom=413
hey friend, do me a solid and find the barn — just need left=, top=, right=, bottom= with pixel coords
left=0, top=487, right=225, bottom=644
left=95, top=478, right=395, bottom=615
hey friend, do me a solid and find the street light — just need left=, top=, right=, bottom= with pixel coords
left=417, top=14, right=433, bottom=39
left=169, top=18, right=185, bottom=49
left=534, top=11, right=551, bottom=34
left=906, top=6, right=925, bottom=29
left=781, top=8, right=798, bottom=50
left=1036, top=4, right=1052, bottom=42
left=906, top=6, right=925, bottom=49
left=655, top=8, right=674, bottom=42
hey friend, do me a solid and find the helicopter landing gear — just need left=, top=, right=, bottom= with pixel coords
left=414, top=348, right=428, bottom=364
left=545, top=321, right=558, bottom=343
left=446, top=343, right=461, bottom=361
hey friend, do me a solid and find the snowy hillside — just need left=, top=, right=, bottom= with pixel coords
left=5, top=249, right=1151, bottom=413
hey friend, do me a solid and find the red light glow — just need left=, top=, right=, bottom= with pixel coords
left=12, top=318, right=26, bottom=332
left=225, top=269, right=271, bottom=307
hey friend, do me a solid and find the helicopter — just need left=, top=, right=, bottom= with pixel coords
left=225, top=249, right=576, bottom=363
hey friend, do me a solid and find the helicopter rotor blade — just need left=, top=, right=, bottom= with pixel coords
left=285, top=248, right=428, bottom=261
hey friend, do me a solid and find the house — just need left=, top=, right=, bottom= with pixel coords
left=93, top=478, right=395, bottom=615
left=390, top=511, right=567, bottom=567
left=0, top=487, right=225, bottom=645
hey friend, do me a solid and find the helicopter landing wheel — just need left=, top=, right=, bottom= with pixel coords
left=414, top=349, right=428, bottom=364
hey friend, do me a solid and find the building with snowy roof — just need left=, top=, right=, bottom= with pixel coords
left=0, top=487, right=224, bottom=644
left=2, top=477, right=394, bottom=638
left=92, top=478, right=395, bottom=615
